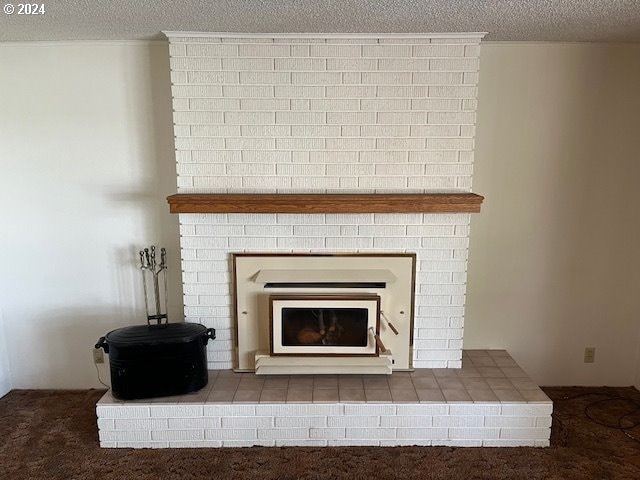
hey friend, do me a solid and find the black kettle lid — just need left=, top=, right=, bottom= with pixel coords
left=104, top=322, right=207, bottom=347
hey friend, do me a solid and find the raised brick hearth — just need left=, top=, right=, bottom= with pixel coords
left=97, top=350, right=552, bottom=448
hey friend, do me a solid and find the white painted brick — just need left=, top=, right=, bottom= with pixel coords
left=500, top=428, right=551, bottom=440
left=326, top=85, right=376, bottom=97
left=485, top=416, right=536, bottom=428
left=242, top=150, right=290, bottom=163
left=222, top=85, right=275, bottom=98
left=276, top=138, right=325, bottom=150
left=275, top=416, right=327, bottom=428
left=326, top=58, right=377, bottom=71
left=325, top=213, right=374, bottom=224
left=97, top=418, right=115, bottom=430
left=239, top=98, right=289, bottom=111
left=173, top=111, right=224, bottom=124
left=413, top=98, right=462, bottom=111
left=96, top=406, right=150, bottom=419
left=378, top=58, right=430, bottom=71
left=258, top=428, right=309, bottom=440
left=412, top=72, right=463, bottom=85
left=344, top=69, right=371, bottom=85
left=238, top=44, right=290, bottom=57
left=169, top=43, right=187, bottom=56
left=309, top=428, right=346, bottom=439
left=449, top=428, right=500, bottom=440
left=327, top=138, right=375, bottom=150
left=205, top=429, right=258, bottom=441
left=274, top=85, right=324, bottom=98
left=325, top=164, right=374, bottom=177
left=380, top=416, right=433, bottom=428
left=186, top=44, right=237, bottom=57
left=170, top=71, right=187, bottom=83
left=330, top=439, right=381, bottom=446
left=100, top=430, right=152, bottom=442
left=239, top=71, right=289, bottom=84
left=430, top=58, right=479, bottom=72
left=149, top=405, right=203, bottom=418
left=275, top=57, right=325, bottom=70
left=501, top=404, right=553, bottom=416
left=99, top=441, right=117, bottom=448
left=188, top=71, right=238, bottom=84
left=325, top=237, right=373, bottom=249
left=277, top=213, right=326, bottom=224
left=276, top=440, right=328, bottom=447
left=328, top=416, right=380, bottom=428
left=255, top=404, right=343, bottom=416
left=276, top=111, right=324, bottom=124
left=346, top=428, right=396, bottom=440
left=342, top=404, right=395, bottom=416
left=242, top=176, right=291, bottom=189
left=173, top=85, right=223, bottom=98
left=396, top=428, right=449, bottom=439
left=376, top=85, right=428, bottom=97
left=373, top=213, right=422, bottom=224
left=433, top=416, right=483, bottom=427
left=362, top=45, right=411, bottom=57
left=377, top=111, right=427, bottom=124
left=222, top=58, right=274, bottom=71
left=152, top=430, right=205, bottom=441
left=358, top=177, right=407, bottom=189
left=277, top=236, right=325, bottom=248
left=309, top=44, right=361, bottom=57
left=536, top=417, right=553, bottom=428
left=449, top=404, right=501, bottom=416
left=414, top=44, right=467, bottom=57
left=396, top=404, right=448, bottom=416
left=362, top=72, right=412, bottom=85
left=292, top=72, right=342, bottom=85
left=114, top=418, right=169, bottom=430
left=224, top=111, right=274, bottom=124
left=222, top=416, right=273, bottom=428
left=327, top=112, right=376, bottom=125
left=463, top=72, right=480, bottom=84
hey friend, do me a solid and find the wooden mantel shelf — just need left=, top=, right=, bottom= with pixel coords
left=167, top=193, right=484, bottom=214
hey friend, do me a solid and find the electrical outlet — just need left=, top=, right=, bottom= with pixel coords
left=93, top=348, right=104, bottom=364
left=584, top=347, right=596, bottom=363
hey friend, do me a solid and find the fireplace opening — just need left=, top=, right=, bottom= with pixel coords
left=270, top=294, right=380, bottom=356
left=281, top=307, right=369, bottom=347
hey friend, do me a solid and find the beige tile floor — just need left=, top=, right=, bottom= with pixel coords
left=100, top=350, right=551, bottom=406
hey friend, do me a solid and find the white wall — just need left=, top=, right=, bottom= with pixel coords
left=0, top=306, right=12, bottom=397
left=466, top=43, right=640, bottom=386
left=0, top=42, right=182, bottom=388
left=1, top=41, right=638, bottom=388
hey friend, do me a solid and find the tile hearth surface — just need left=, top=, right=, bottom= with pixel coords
left=97, top=350, right=553, bottom=448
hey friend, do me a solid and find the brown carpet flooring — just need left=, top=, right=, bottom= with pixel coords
left=1, top=387, right=640, bottom=480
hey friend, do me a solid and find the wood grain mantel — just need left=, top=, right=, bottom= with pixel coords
left=167, top=193, right=484, bottom=214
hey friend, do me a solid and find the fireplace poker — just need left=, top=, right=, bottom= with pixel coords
left=380, top=311, right=399, bottom=335
left=369, top=327, right=387, bottom=353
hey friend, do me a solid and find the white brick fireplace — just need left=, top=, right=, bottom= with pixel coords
left=165, top=32, right=484, bottom=371
left=95, top=33, right=554, bottom=448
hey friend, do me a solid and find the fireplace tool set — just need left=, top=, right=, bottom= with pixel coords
left=139, top=246, right=168, bottom=326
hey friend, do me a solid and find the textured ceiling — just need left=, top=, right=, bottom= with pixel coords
left=1, top=0, right=639, bottom=42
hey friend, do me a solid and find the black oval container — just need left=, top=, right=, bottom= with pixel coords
left=95, top=323, right=215, bottom=400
